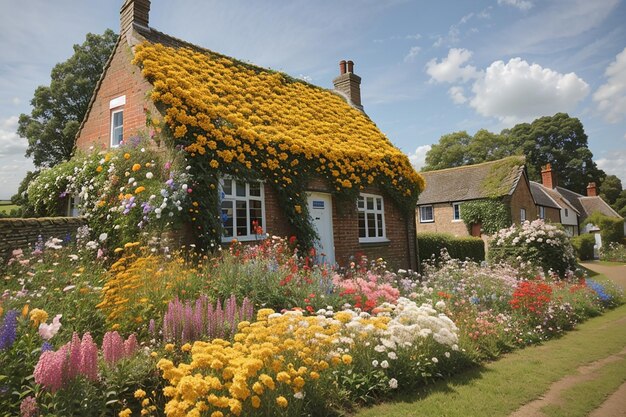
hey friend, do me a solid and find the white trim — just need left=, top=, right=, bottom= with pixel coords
left=109, top=95, right=126, bottom=109
left=357, top=193, right=387, bottom=243
left=452, top=202, right=462, bottom=222
left=419, top=205, right=434, bottom=223
left=219, top=179, right=266, bottom=243
left=520, top=208, right=527, bottom=222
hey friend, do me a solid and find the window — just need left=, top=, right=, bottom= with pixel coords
left=452, top=203, right=462, bottom=221
left=520, top=208, right=527, bottom=222
left=419, top=205, right=434, bottom=223
left=539, top=206, right=545, bottom=219
left=357, top=194, right=386, bottom=242
left=67, top=195, right=81, bottom=217
left=110, top=110, right=124, bottom=147
left=219, top=178, right=265, bottom=242
left=564, top=208, right=569, bottom=217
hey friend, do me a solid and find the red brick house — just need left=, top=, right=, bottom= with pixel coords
left=74, top=0, right=422, bottom=269
left=415, top=157, right=535, bottom=237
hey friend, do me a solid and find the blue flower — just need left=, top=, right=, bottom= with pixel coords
left=41, top=341, right=53, bottom=352
left=0, top=310, right=19, bottom=350
left=586, top=279, right=611, bottom=302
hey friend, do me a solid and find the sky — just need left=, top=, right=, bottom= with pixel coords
left=1, top=0, right=625, bottom=199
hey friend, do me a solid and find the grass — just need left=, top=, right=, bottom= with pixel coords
left=541, top=354, right=626, bottom=417
left=353, top=303, right=626, bottom=417
left=598, top=260, right=626, bottom=266
left=0, top=199, right=19, bottom=214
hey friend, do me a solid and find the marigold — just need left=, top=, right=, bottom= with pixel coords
left=276, top=396, right=288, bottom=408
left=29, top=308, right=48, bottom=327
left=134, top=389, right=146, bottom=399
left=132, top=163, right=142, bottom=172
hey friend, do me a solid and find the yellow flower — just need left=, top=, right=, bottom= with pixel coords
left=342, top=354, right=353, bottom=365
left=96, top=166, right=103, bottom=173
left=294, top=205, right=302, bottom=214
left=251, top=395, right=261, bottom=408
left=181, top=343, right=192, bottom=352
left=276, top=396, right=288, bottom=408
left=134, top=389, right=146, bottom=399
left=124, top=153, right=131, bottom=160
left=119, top=408, right=132, bottom=417
left=134, top=186, right=146, bottom=194
left=165, top=343, right=175, bottom=352
left=132, top=163, right=142, bottom=172
left=29, top=308, right=48, bottom=327
left=210, top=412, right=223, bottom=417
left=21, top=304, right=29, bottom=318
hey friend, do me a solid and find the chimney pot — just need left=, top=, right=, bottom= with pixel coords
left=339, top=60, right=346, bottom=75
left=586, top=182, right=597, bottom=197
left=347, top=60, right=354, bottom=73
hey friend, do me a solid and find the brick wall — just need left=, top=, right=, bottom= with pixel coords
left=508, top=175, right=536, bottom=224
left=76, top=42, right=154, bottom=152
left=415, top=203, right=470, bottom=236
left=0, top=217, right=87, bottom=260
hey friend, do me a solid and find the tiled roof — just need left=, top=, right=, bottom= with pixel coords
left=416, top=157, right=526, bottom=205
left=579, top=197, right=623, bottom=219
left=529, top=182, right=561, bottom=209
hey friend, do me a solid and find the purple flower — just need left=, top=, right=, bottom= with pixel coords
left=0, top=310, right=19, bottom=350
left=41, top=342, right=53, bottom=352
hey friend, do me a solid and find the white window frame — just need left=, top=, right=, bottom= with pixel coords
left=452, top=202, right=462, bottom=221
left=419, top=205, right=434, bottom=223
left=539, top=206, right=545, bottom=220
left=357, top=193, right=387, bottom=243
left=520, top=208, right=527, bottom=222
left=219, top=178, right=266, bottom=242
left=67, top=194, right=82, bottom=217
left=110, top=109, right=124, bottom=148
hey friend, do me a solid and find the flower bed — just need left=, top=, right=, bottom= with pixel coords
left=0, top=233, right=623, bottom=416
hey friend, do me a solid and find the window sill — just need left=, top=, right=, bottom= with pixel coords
left=359, top=238, right=391, bottom=246
left=451, top=219, right=463, bottom=223
left=419, top=220, right=434, bottom=223
left=221, top=235, right=266, bottom=244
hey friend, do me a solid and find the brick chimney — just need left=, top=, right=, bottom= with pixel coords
left=333, top=59, right=363, bottom=110
left=120, top=0, right=150, bottom=39
left=541, top=163, right=557, bottom=189
left=586, top=182, right=597, bottom=197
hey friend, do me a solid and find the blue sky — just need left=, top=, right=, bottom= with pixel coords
left=1, top=0, right=625, bottom=199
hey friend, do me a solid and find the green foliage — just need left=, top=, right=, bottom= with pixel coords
left=11, top=170, right=40, bottom=216
left=583, top=212, right=625, bottom=245
left=599, top=174, right=622, bottom=206
left=480, top=156, right=525, bottom=197
left=18, top=30, right=117, bottom=169
left=571, top=234, right=596, bottom=261
left=489, top=220, right=577, bottom=277
left=600, top=242, right=626, bottom=263
left=416, top=232, right=485, bottom=266
left=460, top=199, right=511, bottom=235
left=423, top=113, right=605, bottom=195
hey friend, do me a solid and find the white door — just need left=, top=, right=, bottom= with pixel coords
left=307, top=192, right=335, bottom=264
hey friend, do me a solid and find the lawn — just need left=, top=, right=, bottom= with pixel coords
left=354, top=299, right=626, bottom=417
left=0, top=200, right=18, bottom=214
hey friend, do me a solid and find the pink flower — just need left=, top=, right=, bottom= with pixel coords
left=124, top=334, right=138, bottom=357
left=38, top=314, right=62, bottom=340
left=34, top=345, right=68, bottom=392
left=80, top=333, right=99, bottom=381
left=102, top=331, right=124, bottom=365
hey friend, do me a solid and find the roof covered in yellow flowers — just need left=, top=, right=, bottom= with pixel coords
left=131, top=29, right=424, bottom=198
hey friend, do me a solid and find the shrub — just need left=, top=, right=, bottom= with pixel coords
left=600, top=242, right=626, bottom=263
left=489, top=220, right=577, bottom=278
left=460, top=199, right=511, bottom=235
left=583, top=212, right=625, bottom=245
left=571, top=234, right=596, bottom=261
left=416, top=232, right=485, bottom=266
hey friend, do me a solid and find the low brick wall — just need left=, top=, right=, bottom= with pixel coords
left=0, top=217, right=87, bottom=260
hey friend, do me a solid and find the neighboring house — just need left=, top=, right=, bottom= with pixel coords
left=531, top=164, right=625, bottom=245
left=415, top=157, right=535, bottom=237
left=73, top=0, right=422, bottom=269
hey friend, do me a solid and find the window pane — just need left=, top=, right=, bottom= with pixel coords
left=367, top=213, right=376, bottom=237
left=376, top=198, right=382, bottom=211
left=358, top=212, right=366, bottom=238
left=357, top=196, right=364, bottom=210
left=113, top=111, right=123, bottom=126
left=222, top=179, right=232, bottom=196
left=249, top=182, right=261, bottom=197
left=421, top=206, right=433, bottom=221
left=221, top=201, right=233, bottom=237
left=377, top=213, right=383, bottom=237
left=366, top=197, right=374, bottom=210
left=236, top=201, right=247, bottom=236
left=249, top=200, right=262, bottom=231
left=236, top=181, right=246, bottom=197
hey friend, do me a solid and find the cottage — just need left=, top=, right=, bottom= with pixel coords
left=415, top=157, right=533, bottom=237
left=74, top=0, right=423, bottom=268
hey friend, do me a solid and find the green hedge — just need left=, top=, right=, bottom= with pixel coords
left=571, top=234, right=596, bottom=261
left=583, top=212, right=625, bottom=245
left=417, top=232, right=485, bottom=266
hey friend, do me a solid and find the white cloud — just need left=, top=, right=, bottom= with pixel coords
left=593, top=47, right=626, bottom=123
left=497, top=0, right=533, bottom=11
left=404, top=46, right=421, bottom=63
left=426, top=48, right=481, bottom=83
left=298, top=74, right=313, bottom=82
left=0, top=116, right=34, bottom=199
left=469, top=58, right=589, bottom=124
left=597, top=150, right=626, bottom=185
left=408, top=145, right=431, bottom=171
left=448, top=86, right=467, bottom=104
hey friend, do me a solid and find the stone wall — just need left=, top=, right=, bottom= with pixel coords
left=0, top=217, right=87, bottom=260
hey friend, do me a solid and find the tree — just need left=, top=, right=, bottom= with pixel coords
left=18, top=29, right=117, bottom=168
left=599, top=174, right=622, bottom=206
left=423, top=113, right=605, bottom=194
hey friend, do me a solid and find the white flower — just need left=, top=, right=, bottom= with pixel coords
left=372, top=360, right=379, bottom=367
left=445, top=351, right=451, bottom=358
left=381, top=360, right=389, bottom=369
left=146, top=172, right=154, bottom=179
left=39, top=314, right=62, bottom=340
left=388, top=351, right=398, bottom=360
left=68, top=254, right=79, bottom=261
left=99, top=232, right=108, bottom=242
left=389, top=378, right=398, bottom=389
left=432, top=357, right=439, bottom=363
left=294, top=391, right=305, bottom=399
left=435, top=300, right=446, bottom=310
